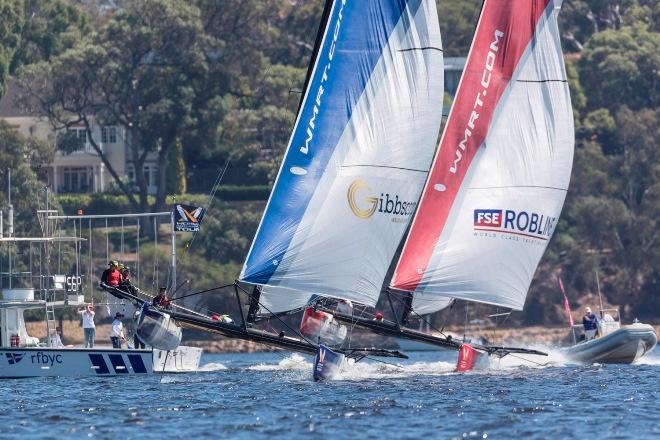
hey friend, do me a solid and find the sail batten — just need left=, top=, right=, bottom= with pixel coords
left=241, top=0, right=444, bottom=307
left=391, top=0, right=574, bottom=310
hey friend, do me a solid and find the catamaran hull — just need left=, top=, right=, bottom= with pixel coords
left=313, top=344, right=345, bottom=381
left=136, top=304, right=182, bottom=351
left=563, top=324, right=657, bottom=364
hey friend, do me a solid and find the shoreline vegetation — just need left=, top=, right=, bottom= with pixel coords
left=0, top=0, right=657, bottom=327
left=28, top=320, right=660, bottom=354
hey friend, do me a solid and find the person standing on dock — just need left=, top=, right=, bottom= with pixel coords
left=78, top=304, right=96, bottom=348
left=110, top=312, right=126, bottom=348
left=583, top=307, right=599, bottom=340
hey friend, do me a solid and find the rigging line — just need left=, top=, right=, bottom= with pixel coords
left=388, top=290, right=449, bottom=339
left=398, top=46, right=443, bottom=53
left=341, top=164, right=428, bottom=173
left=505, top=352, right=548, bottom=367
left=235, top=282, right=317, bottom=347
left=347, top=303, right=371, bottom=350
left=170, top=283, right=236, bottom=301
left=180, top=161, right=230, bottom=257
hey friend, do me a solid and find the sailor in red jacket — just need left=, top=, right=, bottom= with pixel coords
left=101, top=261, right=122, bottom=287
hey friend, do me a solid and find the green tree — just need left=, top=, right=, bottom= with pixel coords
left=579, top=15, right=659, bottom=112
left=18, top=0, right=210, bottom=211
left=0, top=0, right=23, bottom=97
left=436, top=0, right=482, bottom=56
left=0, top=120, right=53, bottom=236
left=9, top=0, right=90, bottom=73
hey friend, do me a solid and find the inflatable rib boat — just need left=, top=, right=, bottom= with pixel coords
left=563, top=323, right=657, bottom=364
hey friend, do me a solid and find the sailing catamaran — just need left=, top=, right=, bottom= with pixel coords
left=127, top=0, right=446, bottom=380
left=133, top=0, right=575, bottom=378
left=304, top=0, right=574, bottom=369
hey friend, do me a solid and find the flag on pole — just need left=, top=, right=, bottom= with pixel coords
left=558, top=277, right=574, bottom=327
left=173, top=204, right=205, bottom=232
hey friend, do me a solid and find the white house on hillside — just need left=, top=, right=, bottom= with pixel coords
left=0, top=81, right=159, bottom=194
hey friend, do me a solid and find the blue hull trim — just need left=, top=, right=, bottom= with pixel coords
left=313, top=344, right=345, bottom=381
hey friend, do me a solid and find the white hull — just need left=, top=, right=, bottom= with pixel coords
left=0, top=347, right=153, bottom=377
left=563, top=324, right=657, bottom=364
left=0, top=345, right=203, bottom=377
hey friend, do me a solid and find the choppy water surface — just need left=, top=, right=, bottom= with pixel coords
left=1, top=349, right=658, bottom=439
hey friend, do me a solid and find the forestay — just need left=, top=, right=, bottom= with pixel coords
left=240, top=0, right=444, bottom=307
left=391, top=0, right=574, bottom=310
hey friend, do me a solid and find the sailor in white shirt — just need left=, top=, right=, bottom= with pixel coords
left=78, top=304, right=96, bottom=348
left=110, top=312, right=126, bottom=349
left=336, top=299, right=353, bottom=316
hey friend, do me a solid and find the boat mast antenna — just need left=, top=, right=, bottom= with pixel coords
left=595, top=270, right=604, bottom=318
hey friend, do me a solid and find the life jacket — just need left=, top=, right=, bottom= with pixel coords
left=107, top=269, right=121, bottom=286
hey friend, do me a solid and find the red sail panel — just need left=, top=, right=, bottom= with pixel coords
left=391, top=0, right=551, bottom=291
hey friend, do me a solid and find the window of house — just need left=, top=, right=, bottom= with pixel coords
left=77, top=129, right=87, bottom=148
left=101, top=126, right=118, bottom=144
left=142, top=165, right=158, bottom=187
left=127, top=165, right=135, bottom=182
left=143, top=166, right=151, bottom=187
left=62, top=167, right=90, bottom=193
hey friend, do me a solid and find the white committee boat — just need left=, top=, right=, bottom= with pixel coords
left=0, top=203, right=203, bottom=378
left=0, top=287, right=202, bottom=378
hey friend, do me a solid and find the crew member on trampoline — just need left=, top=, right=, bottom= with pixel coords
left=118, top=266, right=138, bottom=295
left=101, top=261, right=122, bottom=287
left=153, top=287, right=171, bottom=309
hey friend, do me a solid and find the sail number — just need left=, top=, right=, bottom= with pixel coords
left=66, top=276, right=83, bottom=292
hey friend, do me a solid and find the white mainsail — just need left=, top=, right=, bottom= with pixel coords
left=241, top=0, right=445, bottom=307
left=391, top=0, right=574, bottom=311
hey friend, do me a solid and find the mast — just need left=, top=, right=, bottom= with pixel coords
left=295, top=0, right=335, bottom=115
left=171, top=196, right=176, bottom=293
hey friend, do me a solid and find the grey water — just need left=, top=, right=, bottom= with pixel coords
left=1, top=349, right=658, bottom=439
